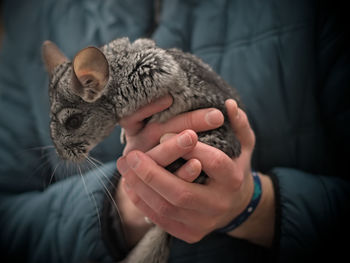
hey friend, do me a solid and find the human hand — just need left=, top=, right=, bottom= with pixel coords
left=117, top=99, right=276, bottom=246
left=119, top=95, right=224, bottom=155
left=115, top=95, right=226, bottom=246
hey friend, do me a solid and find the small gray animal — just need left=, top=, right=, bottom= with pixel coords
left=42, top=37, right=242, bottom=263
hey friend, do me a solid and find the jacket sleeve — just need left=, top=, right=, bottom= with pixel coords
left=0, top=164, right=119, bottom=263
left=272, top=2, right=350, bottom=262
left=271, top=169, right=350, bottom=262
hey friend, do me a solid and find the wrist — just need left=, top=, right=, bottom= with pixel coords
left=216, top=171, right=260, bottom=233
left=227, top=173, right=275, bottom=247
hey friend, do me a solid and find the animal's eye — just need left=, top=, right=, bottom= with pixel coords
left=65, top=114, right=83, bottom=130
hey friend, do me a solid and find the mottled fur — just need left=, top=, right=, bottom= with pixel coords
left=43, top=37, right=242, bottom=263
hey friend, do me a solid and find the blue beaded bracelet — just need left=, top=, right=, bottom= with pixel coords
left=216, top=171, right=262, bottom=233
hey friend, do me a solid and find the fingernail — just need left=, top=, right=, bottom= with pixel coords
left=177, top=132, right=193, bottom=148
left=159, top=95, right=173, bottom=107
left=231, top=101, right=240, bottom=119
left=236, top=109, right=241, bottom=119
left=185, top=162, right=196, bottom=176
left=126, top=152, right=140, bottom=169
left=205, top=110, right=223, bottom=126
left=229, top=99, right=237, bottom=107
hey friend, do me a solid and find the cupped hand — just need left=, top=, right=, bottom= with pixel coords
left=115, top=95, right=226, bottom=246
left=119, top=95, right=225, bottom=155
left=117, top=99, right=260, bottom=244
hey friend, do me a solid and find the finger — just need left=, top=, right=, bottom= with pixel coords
left=120, top=163, right=180, bottom=220
left=174, top=159, right=202, bottom=182
left=119, top=95, right=173, bottom=136
left=182, top=141, right=242, bottom=188
left=122, top=108, right=224, bottom=155
left=225, top=99, right=255, bottom=152
left=122, top=121, right=163, bottom=155
left=122, top=182, right=203, bottom=243
left=121, top=164, right=201, bottom=225
left=121, top=161, right=218, bottom=237
left=158, top=132, right=202, bottom=184
left=159, top=108, right=224, bottom=134
left=121, top=150, right=221, bottom=213
left=145, top=130, right=197, bottom=167
left=159, top=133, right=176, bottom=143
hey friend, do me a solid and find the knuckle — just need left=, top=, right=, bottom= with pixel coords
left=174, top=189, right=194, bottom=207
left=237, top=110, right=252, bottom=132
left=141, top=168, right=154, bottom=184
left=160, top=139, right=174, bottom=153
left=240, top=111, right=249, bottom=125
left=156, top=201, right=173, bottom=217
left=237, top=109, right=248, bottom=123
left=129, top=193, right=142, bottom=207
left=124, top=174, right=137, bottom=187
left=183, top=113, right=195, bottom=129
left=207, top=151, right=226, bottom=170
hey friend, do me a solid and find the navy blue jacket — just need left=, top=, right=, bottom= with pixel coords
left=1, top=0, right=349, bottom=262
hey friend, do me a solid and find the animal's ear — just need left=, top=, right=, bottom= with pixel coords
left=72, top=47, right=109, bottom=102
left=42, top=41, right=69, bottom=76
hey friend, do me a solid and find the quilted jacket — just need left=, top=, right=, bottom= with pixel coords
left=0, top=0, right=349, bottom=262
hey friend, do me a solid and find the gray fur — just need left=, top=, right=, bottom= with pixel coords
left=121, top=226, right=170, bottom=263
left=43, top=37, right=242, bottom=262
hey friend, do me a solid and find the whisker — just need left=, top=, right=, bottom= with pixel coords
left=29, top=157, right=51, bottom=176
left=84, top=155, right=123, bottom=224
left=78, top=165, right=102, bottom=230
left=19, top=145, right=55, bottom=158
left=21, top=147, right=58, bottom=183
left=65, top=160, right=69, bottom=178
left=22, top=145, right=55, bottom=151
left=85, top=155, right=116, bottom=189
left=49, top=162, right=61, bottom=185
left=90, top=165, right=123, bottom=226
left=88, top=155, right=104, bottom=166
left=37, top=145, right=55, bottom=150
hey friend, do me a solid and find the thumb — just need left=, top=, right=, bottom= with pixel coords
left=225, top=99, right=255, bottom=154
